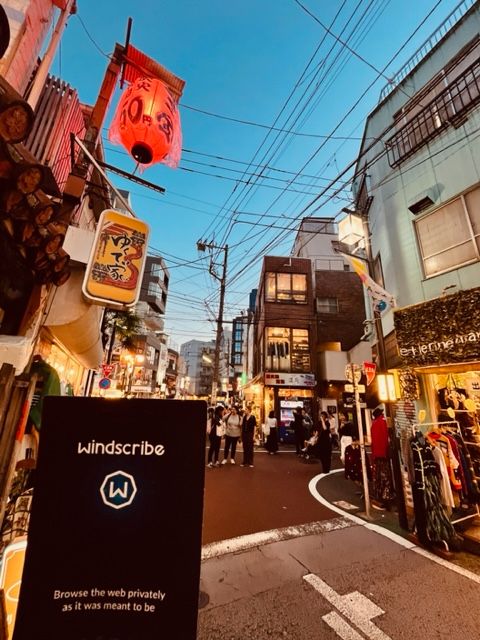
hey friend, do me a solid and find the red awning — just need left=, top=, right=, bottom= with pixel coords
left=123, top=45, right=185, bottom=102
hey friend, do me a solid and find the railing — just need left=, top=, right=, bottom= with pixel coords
left=378, top=0, right=477, bottom=103
left=385, top=57, right=480, bottom=166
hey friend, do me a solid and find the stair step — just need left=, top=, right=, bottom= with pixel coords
left=462, top=525, right=480, bottom=555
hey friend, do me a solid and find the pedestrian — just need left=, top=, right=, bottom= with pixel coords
left=370, top=407, right=395, bottom=510
left=207, top=405, right=224, bottom=468
left=264, top=410, right=279, bottom=454
left=328, top=410, right=339, bottom=450
left=339, top=413, right=356, bottom=464
left=318, top=411, right=332, bottom=473
left=222, top=405, right=241, bottom=464
left=292, top=405, right=306, bottom=456
left=303, top=408, right=313, bottom=435
left=241, top=405, right=256, bottom=467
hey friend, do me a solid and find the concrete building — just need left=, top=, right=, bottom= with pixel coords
left=351, top=0, right=480, bottom=541
left=180, top=339, right=216, bottom=398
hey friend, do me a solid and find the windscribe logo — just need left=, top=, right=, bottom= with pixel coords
left=100, top=470, right=137, bottom=510
left=78, top=440, right=165, bottom=456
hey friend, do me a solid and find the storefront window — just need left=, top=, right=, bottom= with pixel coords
left=265, top=272, right=307, bottom=303
left=265, top=327, right=310, bottom=372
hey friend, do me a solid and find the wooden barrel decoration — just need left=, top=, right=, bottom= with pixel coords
left=14, top=163, right=44, bottom=194
left=2, top=189, right=26, bottom=216
left=33, top=251, right=50, bottom=271
left=52, top=248, right=69, bottom=272
left=22, top=222, right=42, bottom=247
left=52, top=268, right=71, bottom=286
left=43, top=233, right=63, bottom=255
left=26, top=191, right=59, bottom=225
left=35, top=267, right=53, bottom=284
left=0, top=101, right=34, bottom=143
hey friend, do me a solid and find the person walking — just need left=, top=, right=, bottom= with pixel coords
left=207, top=405, right=224, bottom=468
left=222, top=405, right=241, bottom=464
left=241, top=405, right=256, bottom=467
left=292, top=406, right=306, bottom=456
left=264, top=410, right=279, bottom=454
left=318, top=411, right=333, bottom=473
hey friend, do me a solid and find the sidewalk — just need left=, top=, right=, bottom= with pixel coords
left=316, top=466, right=480, bottom=575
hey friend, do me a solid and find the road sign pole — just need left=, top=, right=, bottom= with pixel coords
left=351, top=363, right=372, bottom=519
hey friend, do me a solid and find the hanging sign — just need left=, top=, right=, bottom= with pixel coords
left=362, top=361, right=376, bottom=386
left=82, top=209, right=149, bottom=309
left=101, top=364, right=114, bottom=378
left=13, top=397, right=206, bottom=640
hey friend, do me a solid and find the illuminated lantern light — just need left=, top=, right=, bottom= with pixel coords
left=109, top=76, right=182, bottom=168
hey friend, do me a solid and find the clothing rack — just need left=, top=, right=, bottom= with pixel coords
left=413, top=420, right=480, bottom=526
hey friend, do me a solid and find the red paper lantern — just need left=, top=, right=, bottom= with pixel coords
left=109, top=76, right=181, bottom=167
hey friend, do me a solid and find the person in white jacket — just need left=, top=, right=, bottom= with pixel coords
left=221, top=405, right=241, bottom=464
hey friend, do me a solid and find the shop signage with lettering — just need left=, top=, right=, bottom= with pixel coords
left=394, top=287, right=480, bottom=366
left=83, top=209, right=149, bottom=309
left=13, top=397, right=206, bottom=640
left=264, top=372, right=316, bottom=387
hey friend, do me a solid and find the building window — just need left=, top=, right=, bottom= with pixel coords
left=386, top=39, right=480, bottom=167
left=264, top=327, right=310, bottom=372
left=316, top=297, right=339, bottom=314
left=148, top=281, right=161, bottom=297
left=265, top=272, right=307, bottom=303
left=416, top=186, right=480, bottom=277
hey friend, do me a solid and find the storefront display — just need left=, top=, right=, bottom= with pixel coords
left=393, top=289, right=480, bottom=551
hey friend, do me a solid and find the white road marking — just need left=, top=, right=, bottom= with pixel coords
left=201, top=518, right=353, bottom=560
left=322, top=611, right=365, bottom=640
left=309, top=470, right=480, bottom=586
left=304, top=574, right=392, bottom=640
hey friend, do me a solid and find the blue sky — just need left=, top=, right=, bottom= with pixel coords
left=56, top=0, right=463, bottom=348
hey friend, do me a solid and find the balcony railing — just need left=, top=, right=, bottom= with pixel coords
left=385, top=57, right=480, bottom=166
left=378, top=0, right=476, bottom=103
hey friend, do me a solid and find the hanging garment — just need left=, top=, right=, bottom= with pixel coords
left=427, top=432, right=462, bottom=491
left=372, top=458, right=395, bottom=505
left=410, top=436, right=459, bottom=548
left=431, top=446, right=455, bottom=513
left=344, top=445, right=371, bottom=482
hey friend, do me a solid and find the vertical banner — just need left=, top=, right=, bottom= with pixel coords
left=13, top=397, right=206, bottom=640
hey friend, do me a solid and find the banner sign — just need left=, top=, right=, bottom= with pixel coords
left=83, top=209, right=149, bottom=309
left=13, top=397, right=206, bottom=640
left=264, top=372, right=316, bottom=387
left=363, top=362, right=376, bottom=386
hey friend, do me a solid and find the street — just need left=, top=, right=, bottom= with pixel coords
left=199, top=448, right=480, bottom=639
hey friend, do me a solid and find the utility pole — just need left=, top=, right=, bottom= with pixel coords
left=197, top=241, right=228, bottom=405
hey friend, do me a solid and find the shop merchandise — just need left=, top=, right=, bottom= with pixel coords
left=344, top=444, right=371, bottom=482
left=409, top=421, right=480, bottom=551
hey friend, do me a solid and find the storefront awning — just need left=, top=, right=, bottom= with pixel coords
left=45, top=267, right=103, bottom=369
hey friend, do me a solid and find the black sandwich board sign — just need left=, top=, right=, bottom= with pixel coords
left=13, top=397, right=206, bottom=640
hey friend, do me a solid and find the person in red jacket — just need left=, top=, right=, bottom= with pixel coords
left=370, top=407, right=395, bottom=510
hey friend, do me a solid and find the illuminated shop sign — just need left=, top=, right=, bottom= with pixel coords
left=83, top=209, right=149, bottom=309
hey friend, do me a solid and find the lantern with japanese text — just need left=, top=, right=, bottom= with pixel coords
left=109, top=76, right=181, bottom=168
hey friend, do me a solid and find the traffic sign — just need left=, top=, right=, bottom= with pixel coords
left=344, top=383, right=366, bottom=393
left=101, top=364, right=114, bottom=378
left=98, top=377, right=111, bottom=390
left=345, top=364, right=362, bottom=384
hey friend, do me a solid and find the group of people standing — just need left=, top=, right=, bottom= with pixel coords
left=207, top=404, right=257, bottom=468
left=291, top=406, right=334, bottom=474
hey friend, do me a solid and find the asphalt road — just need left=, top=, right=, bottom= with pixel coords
left=202, top=447, right=334, bottom=545
left=199, top=446, right=480, bottom=639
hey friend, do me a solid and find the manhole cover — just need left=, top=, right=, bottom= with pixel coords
left=198, top=590, right=210, bottom=609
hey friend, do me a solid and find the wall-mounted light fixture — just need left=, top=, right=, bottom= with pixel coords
left=338, top=210, right=364, bottom=246
left=377, top=373, right=397, bottom=402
